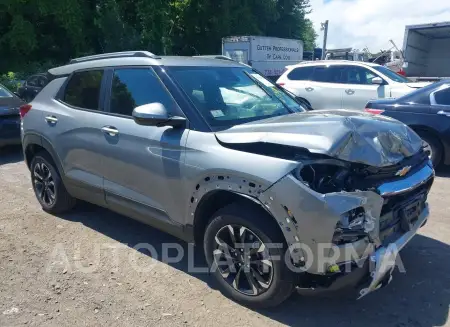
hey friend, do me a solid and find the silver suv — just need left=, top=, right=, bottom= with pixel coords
left=21, top=51, right=434, bottom=307
left=277, top=61, right=430, bottom=110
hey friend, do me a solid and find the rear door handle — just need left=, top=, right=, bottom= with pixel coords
left=45, top=116, right=58, bottom=124
left=101, top=126, right=119, bottom=136
left=305, top=87, right=314, bottom=92
left=437, top=110, right=450, bottom=117
left=345, top=89, right=355, bottom=95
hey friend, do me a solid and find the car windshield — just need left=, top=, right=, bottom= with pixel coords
left=0, top=85, right=13, bottom=98
left=373, top=66, right=410, bottom=83
left=167, top=66, right=304, bottom=129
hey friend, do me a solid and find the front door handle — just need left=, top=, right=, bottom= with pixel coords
left=101, top=126, right=119, bottom=136
left=345, top=89, right=355, bottom=95
left=437, top=110, right=450, bottom=117
left=45, top=116, right=58, bottom=124
left=305, top=87, right=314, bottom=92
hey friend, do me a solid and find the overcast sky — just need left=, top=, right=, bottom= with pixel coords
left=308, top=0, right=450, bottom=52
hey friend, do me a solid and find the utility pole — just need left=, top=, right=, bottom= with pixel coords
left=321, top=20, right=329, bottom=60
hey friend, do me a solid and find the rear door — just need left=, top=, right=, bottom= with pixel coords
left=43, top=69, right=109, bottom=205
left=307, top=65, right=346, bottom=109
left=99, top=67, right=189, bottom=225
left=341, top=66, right=385, bottom=110
left=281, top=65, right=345, bottom=109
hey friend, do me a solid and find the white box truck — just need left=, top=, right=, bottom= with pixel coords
left=403, top=21, right=450, bottom=80
left=222, top=36, right=303, bottom=80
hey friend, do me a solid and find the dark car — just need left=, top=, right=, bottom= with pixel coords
left=365, top=80, right=450, bottom=167
left=16, top=73, right=48, bottom=102
left=0, top=83, right=24, bottom=147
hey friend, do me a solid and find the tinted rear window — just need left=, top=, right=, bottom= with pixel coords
left=63, top=70, right=103, bottom=110
left=287, top=67, right=314, bottom=80
left=0, top=85, right=13, bottom=98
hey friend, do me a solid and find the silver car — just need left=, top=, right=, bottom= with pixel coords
left=21, top=51, right=434, bottom=307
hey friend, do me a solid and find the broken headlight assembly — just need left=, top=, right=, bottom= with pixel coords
left=332, top=207, right=374, bottom=245
left=293, top=160, right=352, bottom=194
left=293, top=161, right=375, bottom=244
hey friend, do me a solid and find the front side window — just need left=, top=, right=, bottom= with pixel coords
left=63, top=70, right=103, bottom=110
left=372, top=66, right=410, bottom=83
left=343, top=66, right=379, bottom=85
left=110, top=68, right=177, bottom=116
left=168, top=66, right=303, bottom=129
left=433, top=87, right=450, bottom=106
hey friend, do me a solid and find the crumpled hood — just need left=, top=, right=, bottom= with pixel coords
left=215, top=110, right=423, bottom=167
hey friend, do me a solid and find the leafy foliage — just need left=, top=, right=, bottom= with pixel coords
left=0, top=0, right=317, bottom=75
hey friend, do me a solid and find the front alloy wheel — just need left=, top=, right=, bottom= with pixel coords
left=204, top=202, right=296, bottom=308
left=213, top=225, right=273, bottom=296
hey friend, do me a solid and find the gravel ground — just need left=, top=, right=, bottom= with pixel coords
left=0, top=146, right=449, bottom=327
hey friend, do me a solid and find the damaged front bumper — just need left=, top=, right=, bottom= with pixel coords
left=258, top=160, right=434, bottom=298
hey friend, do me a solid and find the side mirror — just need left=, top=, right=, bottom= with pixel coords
left=372, top=77, right=384, bottom=85
left=132, top=103, right=186, bottom=128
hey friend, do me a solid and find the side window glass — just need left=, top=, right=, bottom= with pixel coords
left=311, top=66, right=331, bottom=83
left=38, top=76, right=48, bottom=88
left=27, top=76, right=38, bottom=87
left=434, top=87, right=450, bottom=106
left=63, top=70, right=104, bottom=110
left=110, top=68, right=177, bottom=116
left=287, top=67, right=314, bottom=81
left=344, top=67, right=379, bottom=85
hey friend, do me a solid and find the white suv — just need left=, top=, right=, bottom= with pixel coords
left=277, top=61, right=430, bottom=110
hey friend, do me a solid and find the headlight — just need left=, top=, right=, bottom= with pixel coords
left=332, top=207, right=373, bottom=244
left=293, top=160, right=351, bottom=193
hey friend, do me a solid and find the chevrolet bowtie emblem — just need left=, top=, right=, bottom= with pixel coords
left=396, top=166, right=412, bottom=177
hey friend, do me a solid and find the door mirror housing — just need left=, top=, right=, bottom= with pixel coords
left=371, top=77, right=384, bottom=85
left=132, top=103, right=186, bottom=128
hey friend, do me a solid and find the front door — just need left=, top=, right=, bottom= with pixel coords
left=100, top=67, right=189, bottom=225
left=341, top=66, right=385, bottom=110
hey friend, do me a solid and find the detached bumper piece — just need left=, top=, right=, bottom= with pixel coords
left=358, top=204, right=429, bottom=299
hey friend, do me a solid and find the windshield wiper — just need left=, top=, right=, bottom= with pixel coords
left=243, top=71, right=274, bottom=100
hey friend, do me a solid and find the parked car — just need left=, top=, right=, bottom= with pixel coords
left=276, top=60, right=430, bottom=110
left=0, top=83, right=24, bottom=148
left=365, top=80, right=450, bottom=167
left=16, top=73, right=48, bottom=102
left=22, top=51, right=434, bottom=307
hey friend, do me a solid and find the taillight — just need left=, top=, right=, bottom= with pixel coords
left=364, top=108, right=384, bottom=115
left=19, top=104, right=32, bottom=118
left=398, top=69, right=406, bottom=76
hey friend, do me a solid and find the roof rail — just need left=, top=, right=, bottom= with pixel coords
left=193, top=55, right=235, bottom=61
left=69, top=51, right=160, bottom=64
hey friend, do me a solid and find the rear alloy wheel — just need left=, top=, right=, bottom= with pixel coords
left=31, top=152, right=76, bottom=214
left=204, top=202, right=295, bottom=308
left=33, top=162, right=56, bottom=207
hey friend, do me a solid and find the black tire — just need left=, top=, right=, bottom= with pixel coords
left=416, top=130, right=443, bottom=168
left=30, top=151, right=76, bottom=214
left=203, top=202, right=296, bottom=308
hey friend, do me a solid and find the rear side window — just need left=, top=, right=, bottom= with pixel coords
left=287, top=67, right=314, bottom=80
left=434, top=87, right=450, bottom=106
left=109, top=68, right=177, bottom=116
left=63, top=70, right=104, bottom=110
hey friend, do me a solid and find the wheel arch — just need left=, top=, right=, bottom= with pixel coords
left=23, top=134, right=64, bottom=174
left=409, top=124, right=444, bottom=157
